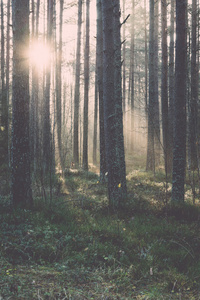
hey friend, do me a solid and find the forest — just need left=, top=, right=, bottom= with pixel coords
left=1, top=0, right=200, bottom=299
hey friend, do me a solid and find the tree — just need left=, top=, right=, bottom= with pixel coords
left=161, top=0, right=170, bottom=176
left=73, top=0, right=82, bottom=168
left=102, top=0, right=127, bottom=208
left=0, top=0, right=8, bottom=169
left=130, top=0, right=135, bottom=151
left=188, top=0, right=198, bottom=170
left=154, top=0, right=160, bottom=166
left=168, top=0, right=175, bottom=173
left=93, top=48, right=98, bottom=165
left=146, top=0, right=155, bottom=172
left=82, top=0, right=90, bottom=171
left=171, top=0, right=187, bottom=203
left=97, top=0, right=106, bottom=182
left=56, top=0, right=64, bottom=171
left=11, top=0, right=33, bottom=207
left=43, top=0, right=54, bottom=174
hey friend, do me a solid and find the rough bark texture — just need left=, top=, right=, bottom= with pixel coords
left=172, top=0, right=187, bottom=203
left=102, top=0, right=127, bottom=208
left=113, top=0, right=127, bottom=201
left=11, top=0, right=33, bottom=207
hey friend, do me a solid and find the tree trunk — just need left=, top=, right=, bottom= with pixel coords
left=154, top=0, right=160, bottom=166
left=146, top=0, right=155, bottom=172
left=97, top=0, right=106, bottom=182
left=73, top=0, right=82, bottom=168
left=102, top=0, right=127, bottom=208
left=82, top=0, right=90, bottom=171
left=161, top=0, right=170, bottom=176
left=43, top=0, right=53, bottom=174
left=172, top=0, right=187, bottom=203
left=93, top=54, right=98, bottom=165
left=0, top=0, right=8, bottom=168
left=189, top=0, right=198, bottom=170
left=168, top=0, right=175, bottom=173
left=11, top=0, right=33, bottom=207
left=56, top=0, right=64, bottom=171
left=130, top=0, right=135, bottom=151
left=113, top=0, right=127, bottom=200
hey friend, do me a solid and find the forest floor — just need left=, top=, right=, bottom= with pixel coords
left=1, top=161, right=200, bottom=299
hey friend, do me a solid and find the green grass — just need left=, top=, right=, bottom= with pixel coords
left=1, top=170, right=200, bottom=299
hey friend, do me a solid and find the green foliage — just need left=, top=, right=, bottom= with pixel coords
left=1, top=170, right=200, bottom=298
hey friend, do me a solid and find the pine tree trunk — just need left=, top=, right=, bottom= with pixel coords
left=189, top=0, right=198, bottom=170
left=56, top=0, right=64, bottom=171
left=172, top=0, right=187, bottom=203
left=43, top=0, right=53, bottom=174
left=73, top=0, right=82, bottom=168
left=161, top=0, right=170, bottom=175
left=130, top=0, right=134, bottom=151
left=97, top=0, right=106, bottom=182
left=11, top=0, right=33, bottom=207
left=82, top=0, right=90, bottom=171
left=102, top=0, right=126, bottom=208
left=154, top=0, right=160, bottom=166
left=146, top=0, right=155, bottom=172
left=93, top=56, right=98, bottom=165
left=1, top=0, right=8, bottom=168
left=168, top=0, right=175, bottom=173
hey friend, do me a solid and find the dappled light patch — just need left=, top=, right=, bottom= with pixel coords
left=1, top=170, right=200, bottom=299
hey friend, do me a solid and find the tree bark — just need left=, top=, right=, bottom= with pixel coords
left=97, top=0, right=106, bottom=182
left=11, top=0, right=33, bottom=207
left=172, top=0, right=187, bottom=203
left=73, top=0, right=82, bottom=168
left=102, top=0, right=127, bottom=208
left=82, top=0, right=90, bottom=171
left=146, top=0, right=155, bottom=172
left=161, top=0, right=170, bottom=175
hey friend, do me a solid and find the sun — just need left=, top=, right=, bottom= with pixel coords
left=29, top=41, right=51, bottom=69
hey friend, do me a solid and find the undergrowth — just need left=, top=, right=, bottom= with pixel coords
left=0, top=170, right=200, bottom=299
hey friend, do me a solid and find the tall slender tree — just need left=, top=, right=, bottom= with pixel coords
left=56, top=0, right=64, bottom=171
left=189, top=0, right=198, bottom=170
left=172, top=0, right=187, bottom=203
left=161, top=0, right=170, bottom=175
left=93, top=51, right=98, bottom=165
left=73, top=0, right=82, bottom=168
left=97, top=0, right=106, bottom=181
left=168, top=0, right=175, bottom=172
left=0, top=0, right=8, bottom=168
left=146, top=0, right=155, bottom=172
left=102, top=0, right=127, bottom=208
left=82, top=0, right=90, bottom=170
left=43, top=0, right=53, bottom=174
left=11, top=0, right=33, bottom=207
left=130, top=0, right=135, bottom=151
left=154, top=0, right=160, bottom=166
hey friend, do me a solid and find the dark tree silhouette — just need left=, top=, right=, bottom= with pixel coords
left=172, top=0, right=187, bottom=203
left=11, top=0, right=33, bottom=207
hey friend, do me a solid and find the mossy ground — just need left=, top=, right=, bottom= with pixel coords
left=1, top=168, right=200, bottom=299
